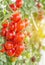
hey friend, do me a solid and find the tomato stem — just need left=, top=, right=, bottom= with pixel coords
left=31, top=13, right=38, bottom=31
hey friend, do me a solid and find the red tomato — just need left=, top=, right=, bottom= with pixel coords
left=6, top=31, right=15, bottom=40
left=10, top=4, right=17, bottom=11
left=6, top=48, right=15, bottom=57
left=9, top=22, right=17, bottom=31
left=17, top=21, right=25, bottom=32
left=5, top=41, right=13, bottom=50
left=14, top=43, right=25, bottom=57
left=14, top=32, right=25, bottom=43
left=2, top=20, right=9, bottom=28
left=2, top=28, right=8, bottom=36
left=10, top=12, right=22, bottom=22
left=16, top=0, right=24, bottom=8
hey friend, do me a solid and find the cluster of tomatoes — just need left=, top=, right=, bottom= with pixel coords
left=0, top=0, right=29, bottom=57
left=0, top=12, right=29, bottom=57
left=10, top=0, right=24, bottom=11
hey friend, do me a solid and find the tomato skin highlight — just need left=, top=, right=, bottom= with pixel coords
left=10, top=4, right=17, bottom=11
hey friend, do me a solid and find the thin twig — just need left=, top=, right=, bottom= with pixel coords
left=31, top=13, right=38, bottom=31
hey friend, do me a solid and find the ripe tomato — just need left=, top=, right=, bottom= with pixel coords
left=9, top=22, right=17, bottom=31
left=5, top=41, right=13, bottom=50
left=14, top=43, right=25, bottom=57
left=2, top=20, right=9, bottom=28
left=10, top=4, right=17, bottom=11
left=14, top=32, right=25, bottom=43
left=2, top=28, right=8, bottom=36
left=10, top=12, right=22, bottom=22
left=6, top=48, right=15, bottom=57
left=16, top=0, right=24, bottom=8
left=17, top=21, right=25, bottom=32
left=6, top=31, right=15, bottom=40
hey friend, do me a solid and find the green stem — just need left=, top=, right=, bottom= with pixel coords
left=31, top=13, right=38, bottom=31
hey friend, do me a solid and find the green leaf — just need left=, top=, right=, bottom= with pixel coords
left=0, top=37, right=5, bottom=44
left=42, top=46, right=45, bottom=50
left=0, top=53, right=7, bottom=62
left=0, top=61, right=3, bottom=65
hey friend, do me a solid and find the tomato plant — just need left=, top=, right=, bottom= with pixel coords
left=0, top=0, right=45, bottom=65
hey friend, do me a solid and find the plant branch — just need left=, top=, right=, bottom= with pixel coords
left=31, top=13, right=38, bottom=31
